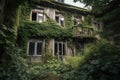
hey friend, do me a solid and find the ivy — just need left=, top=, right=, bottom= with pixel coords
left=18, top=19, right=73, bottom=38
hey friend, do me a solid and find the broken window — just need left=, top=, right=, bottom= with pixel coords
left=73, top=16, right=82, bottom=26
left=32, top=12, right=37, bottom=21
left=60, top=17, right=64, bottom=26
left=55, top=16, right=59, bottom=23
left=54, top=41, right=66, bottom=61
left=55, top=12, right=65, bottom=27
left=31, top=9, right=44, bottom=23
left=28, top=40, right=43, bottom=56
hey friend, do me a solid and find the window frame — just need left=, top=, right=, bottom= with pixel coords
left=31, top=9, right=44, bottom=23
left=55, top=12, right=65, bottom=27
left=54, top=41, right=66, bottom=56
left=73, top=16, right=82, bottom=26
left=56, top=0, right=64, bottom=3
left=27, top=39, right=44, bottom=56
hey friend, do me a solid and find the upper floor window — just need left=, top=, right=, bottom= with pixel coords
left=55, top=12, right=65, bottom=27
left=27, top=39, right=44, bottom=56
left=56, top=0, right=64, bottom=3
left=31, top=9, right=44, bottom=23
left=94, top=22, right=102, bottom=30
left=73, top=16, right=82, bottom=26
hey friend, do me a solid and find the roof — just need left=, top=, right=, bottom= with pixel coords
left=33, top=0, right=92, bottom=16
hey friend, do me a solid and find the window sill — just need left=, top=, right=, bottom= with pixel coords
left=27, top=55, right=42, bottom=57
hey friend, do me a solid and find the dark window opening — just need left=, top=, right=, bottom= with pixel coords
left=59, top=43, right=62, bottom=55
left=32, top=12, right=37, bottom=21
left=54, top=43, right=58, bottom=55
left=31, top=10, right=44, bottom=22
left=63, top=44, right=65, bottom=55
left=55, top=12, right=64, bottom=26
left=37, top=43, right=42, bottom=55
left=60, top=20, right=64, bottom=27
left=29, top=42, right=35, bottom=55
left=74, top=19, right=77, bottom=25
left=28, top=40, right=43, bottom=56
left=55, top=16, right=59, bottom=23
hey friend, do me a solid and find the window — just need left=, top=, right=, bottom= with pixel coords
left=55, top=12, right=65, bottom=27
left=31, top=9, right=44, bottom=23
left=28, top=40, right=43, bottom=56
left=56, top=0, right=64, bottom=3
left=94, top=22, right=101, bottom=30
left=54, top=41, right=66, bottom=61
left=73, top=17, right=82, bottom=26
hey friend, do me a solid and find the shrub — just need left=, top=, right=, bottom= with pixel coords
left=64, top=56, right=85, bottom=68
left=0, top=44, right=29, bottom=80
left=28, top=59, right=62, bottom=80
left=62, top=40, right=120, bottom=80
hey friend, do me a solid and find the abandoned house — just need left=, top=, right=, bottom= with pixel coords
left=18, top=0, right=102, bottom=63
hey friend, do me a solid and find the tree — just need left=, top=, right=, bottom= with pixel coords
left=74, top=0, right=120, bottom=17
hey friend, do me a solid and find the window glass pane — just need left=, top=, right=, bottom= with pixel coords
left=54, top=43, right=58, bottom=55
left=60, top=18, right=64, bottom=26
left=55, top=16, right=59, bottom=23
left=37, top=13, right=43, bottom=23
left=37, top=42, right=42, bottom=55
left=29, top=42, right=35, bottom=55
left=57, top=0, right=64, bottom=3
left=59, top=43, right=62, bottom=55
left=61, top=0, right=64, bottom=3
left=63, top=44, right=65, bottom=55
left=32, top=12, right=37, bottom=21
left=74, top=19, right=77, bottom=25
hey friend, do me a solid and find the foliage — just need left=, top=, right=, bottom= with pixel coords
left=20, top=1, right=31, bottom=22
left=74, top=0, right=112, bottom=12
left=0, top=45, right=70, bottom=80
left=64, top=12, right=74, bottom=28
left=28, top=59, right=64, bottom=80
left=1, top=0, right=120, bottom=80
left=64, top=56, right=85, bottom=68
left=61, top=40, right=120, bottom=80
left=17, top=19, right=73, bottom=46
left=0, top=24, right=14, bottom=44
left=100, top=7, right=120, bottom=45
left=0, top=44, right=29, bottom=80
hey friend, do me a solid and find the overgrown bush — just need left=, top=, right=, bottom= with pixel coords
left=61, top=40, right=120, bottom=80
left=28, top=59, right=65, bottom=80
left=0, top=44, right=29, bottom=80
left=64, top=56, right=85, bottom=68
